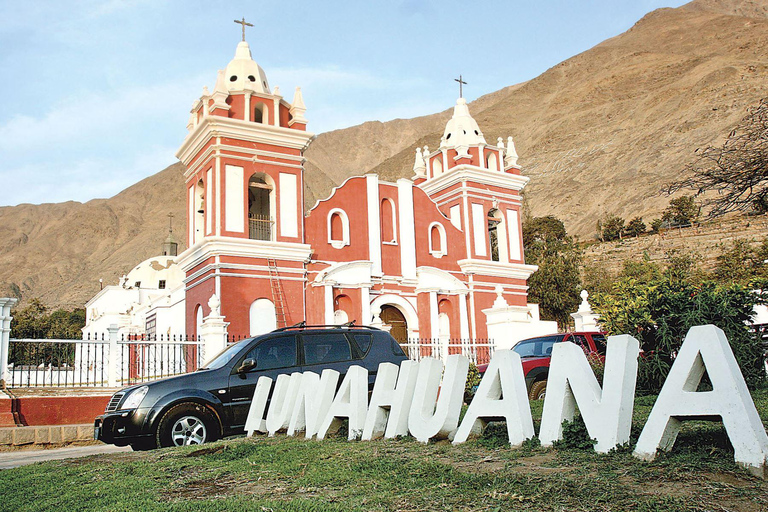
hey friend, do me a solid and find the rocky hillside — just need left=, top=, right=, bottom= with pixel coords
left=2, top=0, right=768, bottom=308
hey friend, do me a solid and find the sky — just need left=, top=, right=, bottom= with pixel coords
left=0, top=0, right=690, bottom=207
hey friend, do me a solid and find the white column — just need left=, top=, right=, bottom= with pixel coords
left=366, top=175, right=382, bottom=277
left=0, top=298, right=18, bottom=386
left=458, top=293, right=470, bottom=340
left=244, top=93, right=251, bottom=122
left=324, top=285, right=334, bottom=325
left=397, top=179, right=417, bottom=280
left=361, top=287, right=372, bottom=325
left=107, top=324, right=119, bottom=387
left=429, top=291, right=439, bottom=340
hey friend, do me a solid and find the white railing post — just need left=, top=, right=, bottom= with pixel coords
left=107, top=324, right=119, bottom=387
left=0, top=298, right=18, bottom=388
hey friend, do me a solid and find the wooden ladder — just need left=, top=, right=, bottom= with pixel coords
left=267, top=258, right=289, bottom=327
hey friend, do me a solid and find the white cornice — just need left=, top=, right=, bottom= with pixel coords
left=457, top=259, right=538, bottom=280
left=177, top=237, right=312, bottom=273
left=176, top=116, right=315, bottom=170
left=418, top=165, right=529, bottom=197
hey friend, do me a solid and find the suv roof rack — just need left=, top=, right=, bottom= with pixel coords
left=274, top=320, right=381, bottom=332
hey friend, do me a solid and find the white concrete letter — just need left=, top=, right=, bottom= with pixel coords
left=633, top=325, right=768, bottom=477
left=287, top=369, right=339, bottom=438
left=408, top=355, right=469, bottom=442
left=362, top=361, right=419, bottom=440
left=244, top=376, right=273, bottom=436
left=453, top=350, right=534, bottom=445
left=317, top=366, right=369, bottom=440
left=265, top=372, right=302, bottom=436
left=539, top=335, right=640, bottom=453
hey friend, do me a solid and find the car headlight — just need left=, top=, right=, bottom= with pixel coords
left=120, top=386, right=149, bottom=410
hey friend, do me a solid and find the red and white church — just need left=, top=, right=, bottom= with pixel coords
left=85, top=38, right=557, bottom=348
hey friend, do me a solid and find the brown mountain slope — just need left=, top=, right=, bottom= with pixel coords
left=0, top=163, right=187, bottom=308
left=2, top=0, right=768, bottom=309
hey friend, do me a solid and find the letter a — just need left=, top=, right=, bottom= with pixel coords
left=453, top=350, right=534, bottom=446
left=539, top=335, right=640, bottom=453
left=633, top=325, right=768, bottom=477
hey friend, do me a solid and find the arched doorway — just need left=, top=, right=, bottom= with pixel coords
left=381, top=305, right=408, bottom=353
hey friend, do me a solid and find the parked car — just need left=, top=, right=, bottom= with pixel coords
left=94, top=324, right=408, bottom=450
left=477, top=332, right=607, bottom=400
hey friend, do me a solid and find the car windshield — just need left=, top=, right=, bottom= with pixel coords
left=200, top=339, right=250, bottom=370
left=512, top=335, right=562, bottom=358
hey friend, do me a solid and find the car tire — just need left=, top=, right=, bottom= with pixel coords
left=529, top=380, right=547, bottom=401
left=130, top=437, right=157, bottom=451
left=156, top=403, right=219, bottom=448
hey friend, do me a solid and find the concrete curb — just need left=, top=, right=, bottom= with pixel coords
left=0, top=424, right=94, bottom=449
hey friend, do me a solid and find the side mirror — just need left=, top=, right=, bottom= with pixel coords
left=238, top=358, right=256, bottom=373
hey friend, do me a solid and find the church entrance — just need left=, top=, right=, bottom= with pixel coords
left=380, top=305, right=408, bottom=354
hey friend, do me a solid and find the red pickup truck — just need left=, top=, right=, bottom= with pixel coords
left=478, top=331, right=607, bottom=400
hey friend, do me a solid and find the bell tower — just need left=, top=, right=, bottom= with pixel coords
left=175, top=30, right=314, bottom=337
left=416, top=95, right=536, bottom=312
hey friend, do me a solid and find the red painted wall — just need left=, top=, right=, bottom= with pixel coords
left=15, top=396, right=111, bottom=426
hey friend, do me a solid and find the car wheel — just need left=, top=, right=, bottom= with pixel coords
left=529, top=380, right=547, bottom=401
left=156, top=403, right=218, bottom=448
left=130, top=437, right=157, bottom=451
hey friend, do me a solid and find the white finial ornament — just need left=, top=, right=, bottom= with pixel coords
left=413, top=147, right=426, bottom=176
left=492, top=285, right=509, bottom=308
left=208, top=293, right=221, bottom=317
left=505, top=136, right=519, bottom=167
left=289, top=87, right=308, bottom=125
left=273, top=85, right=281, bottom=96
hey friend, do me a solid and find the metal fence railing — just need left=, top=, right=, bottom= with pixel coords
left=6, top=334, right=202, bottom=388
left=399, top=338, right=495, bottom=366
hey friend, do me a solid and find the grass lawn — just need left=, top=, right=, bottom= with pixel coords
left=1, top=388, right=767, bottom=512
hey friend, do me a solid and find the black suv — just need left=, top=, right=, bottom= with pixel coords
left=95, top=325, right=407, bottom=450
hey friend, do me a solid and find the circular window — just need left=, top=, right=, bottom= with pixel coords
left=248, top=75, right=256, bottom=82
left=263, top=81, right=267, bottom=88
left=446, top=133, right=452, bottom=140
left=474, top=130, right=479, bottom=135
left=229, top=75, right=237, bottom=82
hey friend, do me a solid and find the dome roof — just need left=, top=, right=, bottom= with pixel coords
left=439, top=98, right=486, bottom=152
left=223, top=42, right=270, bottom=94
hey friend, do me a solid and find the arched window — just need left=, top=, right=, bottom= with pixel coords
left=380, top=198, right=397, bottom=243
left=250, top=299, right=277, bottom=336
left=428, top=222, right=447, bottom=258
left=437, top=298, right=453, bottom=340
left=486, top=152, right=498, bottom=171
left=253, top=102, right=266, bottom=124
left=432, top=156, right=443, bottom=178
left=327, top=208, right=350, bottom=248
left=248, top=173, right=275, bottom=241
left=194, top=179, right=205, bottom=243
left=334, top=293, right=353, bottom=325
left=487, top=208, right=509, bottom=262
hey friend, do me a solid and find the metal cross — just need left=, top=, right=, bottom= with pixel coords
left=167, top=212, right=174, bottom=234
left=454, top=75, right=467, bottom=98
left=234, top=17, right=253, bottom=41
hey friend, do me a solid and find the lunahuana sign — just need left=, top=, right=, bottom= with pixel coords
left=244, top=325, right=768, bottom=478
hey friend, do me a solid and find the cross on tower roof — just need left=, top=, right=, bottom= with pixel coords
left=167, top=212, right=174, bottom=234
left=234, top=17, right=253, bottom=42
left=454, top=75, right=467, bottom=98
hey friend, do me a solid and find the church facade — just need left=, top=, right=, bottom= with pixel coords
left=173, top=38, right=553, bottom=346
left=85, top=38, right=557, bottom=347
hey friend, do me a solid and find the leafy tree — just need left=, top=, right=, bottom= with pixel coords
left=650, top=218, right=665, bottom=234
left=524, top=216, right=582, bottom=329
left=713, top=238, right=768, bottom=285
left=662, top=195, right=699, bottom=227
left=581, top=265, right=613, bottom=295
left=620, top=255, right=662, bottom=285
left=670, top=98, right=768, bottom=217
left=600, top=215, right=625, bottom=241
left=624, top=217, right=646, bottom=238
left=10, top=299, right=85, bottom=340
left=592, top=277, right=765, bottom=394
